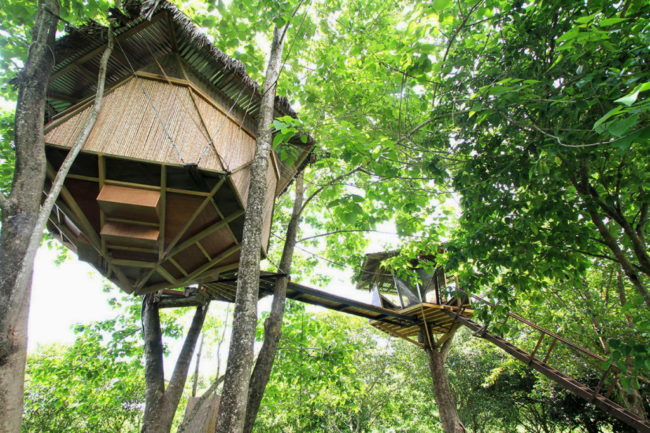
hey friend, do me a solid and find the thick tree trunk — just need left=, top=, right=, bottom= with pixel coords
left=0, top=2, right=58, bottom=432
left=419, top=328, right=465, bottom=433
left=141, top=295, right=209, bottom=433
left=215, top=24, right=286, bottom=433
left=142, top=295, right=166, bottom=433
left=0, top=10, right=115, bottom=430
left=243, top=172, right=305, bottom=433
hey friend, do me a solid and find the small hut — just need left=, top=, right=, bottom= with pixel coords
left=44, top=1, right=313, bottom=296
left=357, top=251, right=472, bottom=338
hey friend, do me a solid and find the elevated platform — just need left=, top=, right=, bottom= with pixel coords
left=370, top=303, right=473, bottom=339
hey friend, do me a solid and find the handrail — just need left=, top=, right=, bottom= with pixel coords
left=470, top=294, right=606, bottom=362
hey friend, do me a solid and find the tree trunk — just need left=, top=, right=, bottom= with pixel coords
left=141, top=295, right=209, bottom=433
left=215, top=24, right=286, bottom=433
left=0, top=8, right=116, bottom=430
left=0, top=2, right=58, bottom=432
left=419, top=328, right=466, bottom=433
left=141, top=295, right=166, bottom=433
left=243, top=172, right=305, bottom=433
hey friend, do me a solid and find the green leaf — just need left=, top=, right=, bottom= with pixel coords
left=615, top=91, right=640, bottom=106
left=575, top=13, right=598, bottom=24
left=593, top=105, right=623, bottom=132
left=599, top=17, right=626, bottom=27
left=606, top=114, right=639, bottom=137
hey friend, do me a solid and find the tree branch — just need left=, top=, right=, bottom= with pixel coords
left=297, top=229, right=400, bottom=243
left=33, top=26, right=114, bottom=239
left=299, top=166, right=361, bottom=216
left=164, top=303, right=209, bottom=419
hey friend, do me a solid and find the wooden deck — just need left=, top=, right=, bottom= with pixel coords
left=370, top=303, right=473, bottom=338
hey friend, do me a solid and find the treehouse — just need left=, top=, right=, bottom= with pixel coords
left=356, top=251, right=472, bottom=340
left=43, top=1, right=312, bottom=295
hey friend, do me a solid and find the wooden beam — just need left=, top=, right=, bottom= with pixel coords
left=46, top=164, right=102, bottom=251
left=105, top=216, right=159, bottom=227
left=195, top=242, right=211, bottom=260
left=74, top=63, right=98, bottom=82
left=156, top=265, right=178, bottom=285
left=110, top=258, right=157, bottom=268
left=198, top=261, right=239, bottom=282
left=183, top=245, right=240, bottom=283
left=168, top=257, right=188, bottom=277
left=162, top=176, right=227, bottom=259
left=158, top=165, right=167, bottom=260
left=210, top=200, right=242, bottom=245
left=47, top=91, right=79, bottom=104
left=113, top=266, right=135, bottom=294
left=167, top=209, right=244, bottom=257
left=98, top=155, right=108, bottom=255
left=135, top=268, right=157, bottom=292
left=65, top=173, right=215, bottom=197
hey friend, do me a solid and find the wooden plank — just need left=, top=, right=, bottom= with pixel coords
left=101, top=221, right=159, bottom=242
left=98, top=185, right=160, bottom=223
left=98, top=184, right=161, bottom=209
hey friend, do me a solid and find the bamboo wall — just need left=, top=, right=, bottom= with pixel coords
left=45, top=74, right=280, bottom=251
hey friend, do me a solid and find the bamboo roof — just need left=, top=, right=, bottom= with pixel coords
left=47, top=0, right=313, bottom=150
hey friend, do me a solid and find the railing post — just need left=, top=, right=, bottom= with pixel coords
left=592, top=365, right=612, bottom=401
left=542, top=339, right=557, bottom=364
left=528, top=332, right=545, bottom=364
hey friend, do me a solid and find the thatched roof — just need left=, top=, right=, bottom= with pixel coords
left=47, top=0, right=314, bottom=148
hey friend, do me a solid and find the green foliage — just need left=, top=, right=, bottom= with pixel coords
left=254, top=301, right=444, bottom=433
left=22, top=296, right=145, bottom=432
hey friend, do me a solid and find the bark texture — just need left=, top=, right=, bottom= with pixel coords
left=215, top=24, right=286, bottom=433
left=419, top=327, right=466, bottom=433
left=0, top=2, right=58, bottom=431
left=243, top=172, right=305, bottom=433
left=141, top=295, right=209, bottom=433
left=0, top=11, right=115, bottom=431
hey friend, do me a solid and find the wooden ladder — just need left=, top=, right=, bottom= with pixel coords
left=441, top=309, right=650, bottom=433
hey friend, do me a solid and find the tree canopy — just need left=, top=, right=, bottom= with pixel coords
left=0, top=0, right=648, bottom=431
